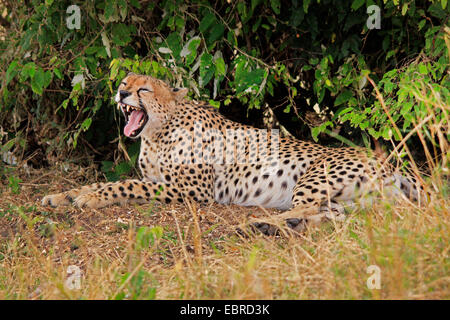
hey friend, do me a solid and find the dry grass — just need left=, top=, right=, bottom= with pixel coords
left=0, top=161, right=448, bottom=300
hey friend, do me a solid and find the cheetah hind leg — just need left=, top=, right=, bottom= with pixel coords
left=250, top=201, right=350, bottom=236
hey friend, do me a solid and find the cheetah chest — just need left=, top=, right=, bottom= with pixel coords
left=139, top=139, right=162, bottom=182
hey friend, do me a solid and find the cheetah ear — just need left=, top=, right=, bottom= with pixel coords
left=172, top=87, right=188, bottom=102
left=126, top=72, right=136, bottom=77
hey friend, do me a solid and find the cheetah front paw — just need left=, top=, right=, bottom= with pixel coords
left=41, top=193, right=73, bottom=207
left=74, top=192, right=110, bottom=209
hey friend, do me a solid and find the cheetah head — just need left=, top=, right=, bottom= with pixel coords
left=115, top=73, right=188, bottom=138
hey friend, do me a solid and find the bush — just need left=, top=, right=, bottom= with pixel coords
left=0, top=0, right=448, bottom=172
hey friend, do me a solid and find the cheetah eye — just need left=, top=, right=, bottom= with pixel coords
left=120, top=82, right=126, bottom=86
left=138, top=88, right=152, bottom=93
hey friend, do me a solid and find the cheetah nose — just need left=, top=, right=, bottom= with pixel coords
left=120, top=90, right=131, bottom=100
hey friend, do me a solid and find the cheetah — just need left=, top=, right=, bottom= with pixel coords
left=42, top=73, right=424, bottom=233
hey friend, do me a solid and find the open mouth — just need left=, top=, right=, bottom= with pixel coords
left=119, top=103, right=149, bottom=138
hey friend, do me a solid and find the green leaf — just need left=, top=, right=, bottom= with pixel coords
left=418, top=64, right=428, bottom=75
left=351, top=0, right=365, bottom=10
left=334, top=106, right=354, bottom=119
left=385, top=50, right=396, bottom=61
left=43, top=70, right=53, bottom=88
left=199, top=53, right=215, bottom=87
left=6, top=61, right=19, bottom=86
left=129, top=0, right=141, bottom=8
left=382, top=127, right=392, bottom=140
left=214, top=57, right=226, bottom=76
left=117, top=0, right=128, bottom=20
left=101, top=161, right=114, bottom=173
left=182, top=37, right=201, bottom=66
left=199, top=12, right=215, bottom=33
left=334, top=90, right=353, bottom=106
left=401, top=3, right=408, bottom=16
left=54, top=68, right=63, bottom=79
left=110, top=58, right=120, bottom=80
left=236, top=68, right=266, bottom=94
left=318, top=87, right=325, bottom=103
left=251, top=0, right=262, bottom=11
left=270, top=0, right=280, bottom=14
left=81, top=118, right=92, bottom=131
left=418, top=19, right=426, bottom=31
left=166, top=32, right=182, bottom=58
left=8, top=176, right=22, bottom=194
left=303, top=0, right=311, bottom=13
left=311, top=126, right=321, bottom=142
left=61, top=99, right=69, bottom=110
left=290, top=8, right=305, bottom=27
left=111, top=23, right=132, bottom=46
left=237, top=2, right=248, bottom=22
left=429, top=3, right=447, bottom=19
left=31, top=67, right=45, bottom=95
left=127, top=140, right=141, bottom=165
left=207, top=23, right=225, bottom=45
left=115, top=161, right=132, bottom=175
left=234, top=56, right=248, bottom=82
left=104, top=0, right=116, bottom=20
left=208, top=99, right=220, bottom=108
left=105, top=171, right=120, bottom=182
left=21, top=62, right=36, bottom=80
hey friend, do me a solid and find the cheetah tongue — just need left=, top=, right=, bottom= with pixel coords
left=124, top=109, right=145, bottom=137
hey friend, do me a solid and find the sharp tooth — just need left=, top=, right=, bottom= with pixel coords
left=126, top=105, right=130, bottom=112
